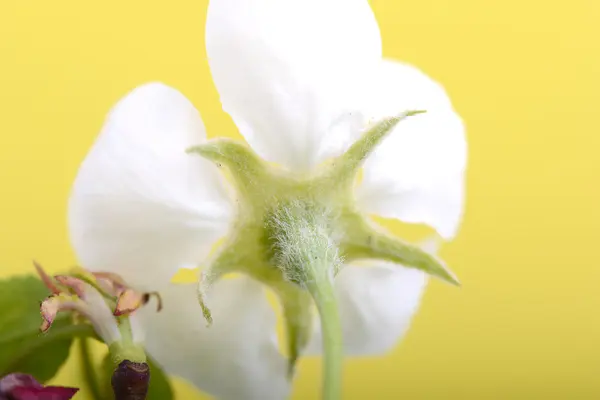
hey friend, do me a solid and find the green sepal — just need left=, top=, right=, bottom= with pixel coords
left=187, top=138, right=271, bottom=196
left=108, top=341, right=146, bottom=365
left=323, top=110, right=426, bottom=184
left=341, top=215, right=459, bottom=285
left=272, top=282, right=314, bottom=376
left=186, top=110, right=458, bottom=358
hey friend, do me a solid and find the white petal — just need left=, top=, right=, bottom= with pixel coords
left=305, top=261, right=427, bottom=355
left=139, top=278, right=289, bottom=400
left=206, top=0, right=381, bottom=170
left=68, top=83, right=232, bottom=290
left=356, top=60, right=468, bottom=239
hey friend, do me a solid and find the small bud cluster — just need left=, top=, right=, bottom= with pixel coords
left=34, top=262, right=161, bottom=344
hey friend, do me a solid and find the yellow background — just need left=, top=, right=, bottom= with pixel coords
left=1, top=0, right=599, bottom=399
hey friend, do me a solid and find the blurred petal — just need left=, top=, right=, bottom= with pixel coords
left=206, top=0, right=381, bottom=170
left=0, top=374, right=78, bottom=400
left=68, top=83, right=233, bottom=291
left=139, top=277, right=289, bottom=400
left=356, top=60, right=467, bottom=239
left=306, top=261, right=427, bottom=355
left=0, top=374, right=42, bottom=393
left=10, top=386, right=79, bottom=400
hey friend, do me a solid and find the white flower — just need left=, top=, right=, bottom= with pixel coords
left=67, top=0, right=466, bottom=399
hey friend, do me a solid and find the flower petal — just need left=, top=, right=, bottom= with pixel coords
left=356, top=60, right=467, bottom=239
left=139, top=277, right=289, bottom=400
left=206, top=0, right=381, bottom=170
left=10, top=386, right=79, bottom=400
left=0, top=374, right=42, bottom=393
left=305, top=261, right=427, bottom=355
left=68, top=83, right=233, bottom=291
left=0, top=374, right=78, bottom=400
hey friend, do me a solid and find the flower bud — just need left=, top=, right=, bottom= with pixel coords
left=111, top=360, right=150, bottom=400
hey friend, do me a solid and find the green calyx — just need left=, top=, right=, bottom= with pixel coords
left=108, top=317, right=146, bottom=365
left=108, top=341, right=146, bottom=366
left=188, top=110, right=459, bottom=372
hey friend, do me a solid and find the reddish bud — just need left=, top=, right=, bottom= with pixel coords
left=111, top=360, right=150, bottom=400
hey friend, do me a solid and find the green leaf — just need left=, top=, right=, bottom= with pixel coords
left=79, top=338, right=104, bottom=400
left=0, top=275, right=95, bottom=382
left=100, top=353, right=113, bottom=399
left=8, top=333, right=72, bottom=382
left=101, top=353, right=174, bottom=400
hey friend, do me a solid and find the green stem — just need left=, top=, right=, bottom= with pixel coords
left=117, top=316, right=134, bottom=343
left=307, top=278, right=343, bottom=400
left=79, top=338, right=103, bottom=400
left=108, top=316, right=146, bottom=364
left=268, top=201, right=344, bottom=400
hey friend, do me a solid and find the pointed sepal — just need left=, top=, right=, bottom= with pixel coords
left=325, top=110, right=426, bottom=184
left=272, top=282, right=314, bottom=376
left=341, top=219, right=459, bottom=285
left=187, top=138, right=271, bottom=195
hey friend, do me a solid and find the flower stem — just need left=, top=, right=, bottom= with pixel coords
left=268, top=200, right=345, bottom=400
left=109, top=317, right=146, bottom=365
left=306, top=278, right=343, bottom=400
